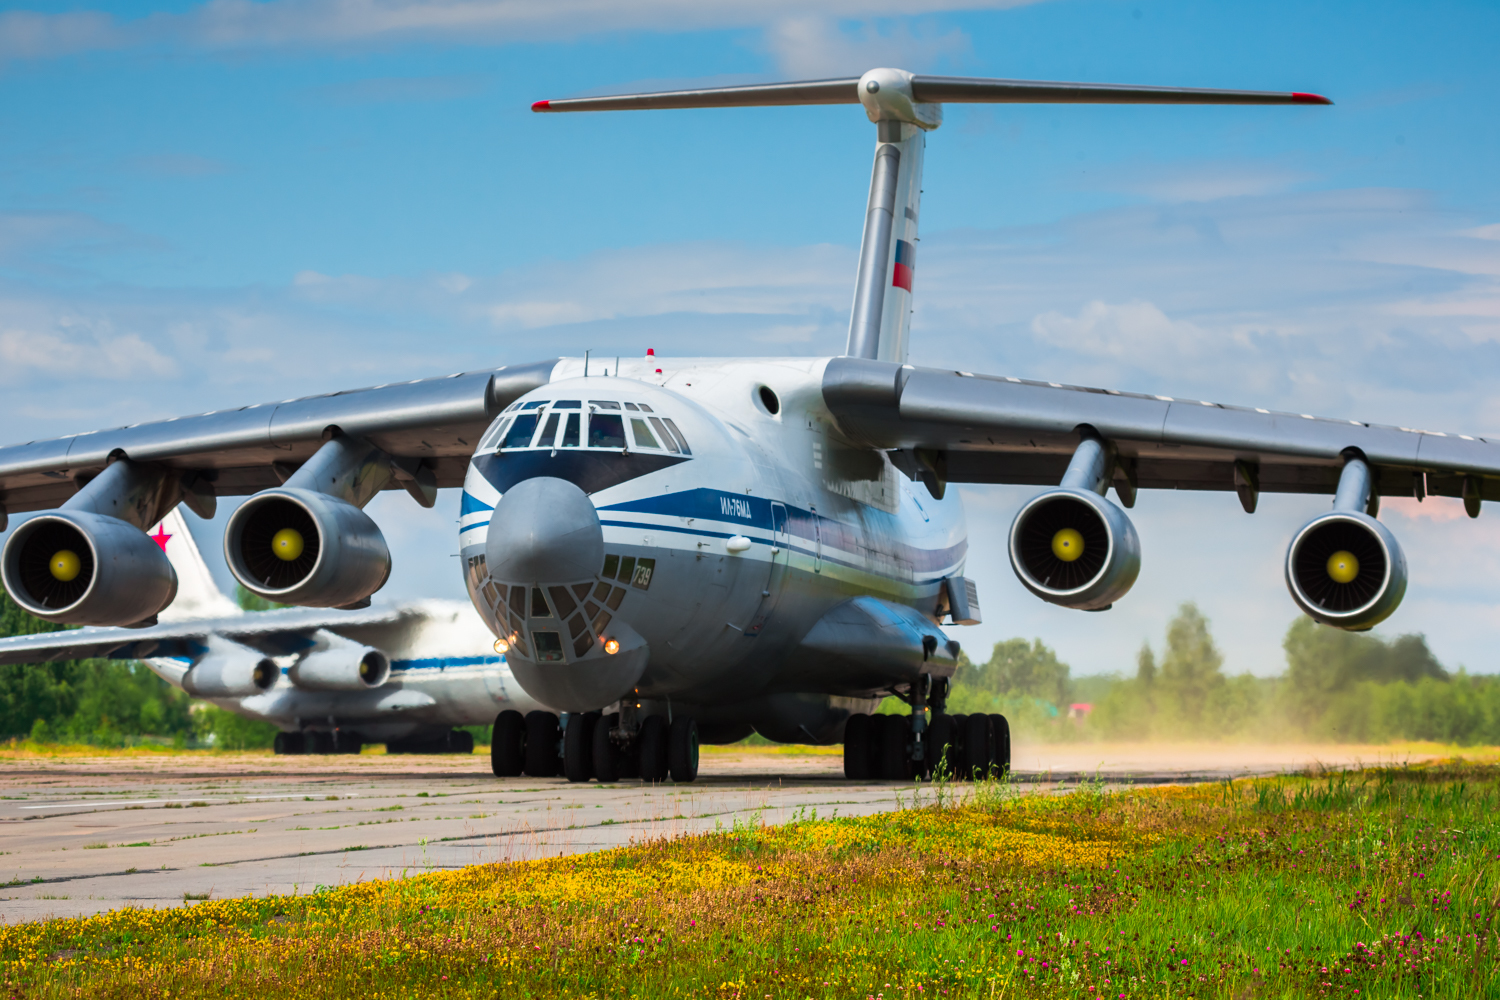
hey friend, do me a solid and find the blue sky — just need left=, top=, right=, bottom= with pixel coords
left=2, top=0, right=1499, bottom=679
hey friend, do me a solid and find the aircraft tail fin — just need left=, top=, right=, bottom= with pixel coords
left=153, top=507, right=242, bottom=622
left=534, top=71, right=1328, bottom=365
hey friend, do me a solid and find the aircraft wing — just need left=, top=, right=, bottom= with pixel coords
left=822, top=358, right=1500, bottom=507
left=0, top=605, right=414, bottom=665
left=0, top=360, right=557, bottom=518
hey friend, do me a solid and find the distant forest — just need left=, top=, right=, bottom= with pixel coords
left=4, top=589, right=1499, bottom=748
left=945, top=603, right=1500, bottom=745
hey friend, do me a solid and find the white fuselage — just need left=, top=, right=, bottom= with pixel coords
left=459, top=356, right=967, bottom=741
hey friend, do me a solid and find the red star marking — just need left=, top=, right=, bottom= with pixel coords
left=150, top=524, right=172, bottom=552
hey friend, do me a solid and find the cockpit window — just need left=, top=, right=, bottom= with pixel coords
left=624, top=402, right=640, bottom=411
left=521, top=400, right=547, bottom=410
left=662, top=418, right=691, bottom=455
left=502, top=413, right=540, bottom=449
left=648, top=417, right=678, bottom=453
left=638, top=403, right=654, bottom=412
left=552, top=400, right=581, bottom=409
left=589, top=400, right=621, bottom=410
left=480, top=417, right=511, bottom=451
left=588, top=413, right=626, bottom=448
left=537, top=413, right=561, bottom=448
left=560, top=412, right=580, bottom=447
left=629, top=418, right=660, bottom=450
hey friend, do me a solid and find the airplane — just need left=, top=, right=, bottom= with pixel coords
left=0, top=508, right=545, bottom=755
left=0, top=67, right=1486, bottom=787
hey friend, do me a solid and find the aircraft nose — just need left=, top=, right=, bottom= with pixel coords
left=484, top=477, right=604, bottom=582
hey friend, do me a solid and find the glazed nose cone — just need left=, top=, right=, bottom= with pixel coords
left=484, top=477, right=604, bottom=582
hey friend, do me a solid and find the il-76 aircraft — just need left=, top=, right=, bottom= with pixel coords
left=0, top=69, right=1487, bottom=785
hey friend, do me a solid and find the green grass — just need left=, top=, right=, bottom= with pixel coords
left=5, top=762, right=1499, bottom=997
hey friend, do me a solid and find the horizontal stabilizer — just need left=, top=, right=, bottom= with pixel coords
left=533, top=75, right=1329, bottom=113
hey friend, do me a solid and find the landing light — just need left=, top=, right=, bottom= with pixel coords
left=493, top=638, right=510, bottom=654
left=603, top=638, right=620, bottom=655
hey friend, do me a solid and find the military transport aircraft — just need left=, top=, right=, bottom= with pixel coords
left=0, top=68, right=1488, bottom=786
left=0, top=508, right=544, bottom=754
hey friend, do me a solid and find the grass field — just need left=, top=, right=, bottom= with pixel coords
left=4, top=762, right=1498, bottom=998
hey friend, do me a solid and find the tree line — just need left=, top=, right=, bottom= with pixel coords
left=950, top=603, right=1500, bottom=745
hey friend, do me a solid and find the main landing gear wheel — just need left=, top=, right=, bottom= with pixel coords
left=876, top=714, right=912, bottom=781
left=491, top=710, right=525, bottom=777
left=988, top=714, right=1011, bottom=777
left=926, top=714, right=956, bottom=779
left=523, top=711, right=560, bottom=778
left=638, top=715, right=669, bottom=783
left=963, top=713, right=992, bottom=780
left=592, top=712, right=625, bottom=783
left=668, top=716, right=699, bottom=783
left=843, top=714, right=874, bottom=780
left=564, top=712, right=597, bottom=783
left=273, top=732, right=304, bottom=755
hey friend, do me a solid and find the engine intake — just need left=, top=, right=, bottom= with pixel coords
left=2, top=511, right=177, bottom=626
left=288, top=641, right=390, bottom=691
left=183, top=640, right=279, bottom=698
left=1286, top=511, right=1406, bottom=630
left=1008, top=489, right=1140, bottom=610
left=225, top=488, right=391, bottom=608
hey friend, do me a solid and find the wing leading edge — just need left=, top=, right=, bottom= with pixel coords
left=823, top=357, right=1500, bottom=507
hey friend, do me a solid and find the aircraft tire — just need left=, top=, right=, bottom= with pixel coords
left=963, top=714, right=992, bottom=780
left=524, top=711, right=560, bottom=777
left=307, top=731, right=336, bottom=755
left=449, top=730, right=475, bottom=755
left=946, top=715, right=968, bottom=780
left=336, top=734, right=364, bottom=755
left=988, top=714, right=1011, bottom=776
left=668, top=716, right=699, bottom=783
left=638, top=716, right=669, bottom=783
left=843, top=714, right=873, bottom=780
left=273, top=732, right=304, bottom=755
left=592, top=712, right=624, bottom=782
left=876, top=714, right=912, bottom=781
left=563, top=713, right=596, bottom=783
left=491, top=710, right=525, bottom=777
left=926, top=714, right=956, bottom=780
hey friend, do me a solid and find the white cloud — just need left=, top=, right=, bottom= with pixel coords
left=1106, top=160, right=1315, bottom=203
left=761, top=15, right=974, bottom=78
left=0, top=325, right=176, bottom=381
left=1030, top=300, right=1206, bottom=360
left=0, top=0, right=1044, bottom=60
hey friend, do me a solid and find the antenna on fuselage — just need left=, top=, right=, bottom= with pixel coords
left=533, top=72, right=1329, bottom=364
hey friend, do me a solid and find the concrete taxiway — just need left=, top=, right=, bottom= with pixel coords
left=0, top=741, right=1469, bottom=922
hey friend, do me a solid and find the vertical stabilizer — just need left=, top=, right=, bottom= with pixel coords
left=845, top=69, right=936, bottom=365
left=153, top=508, right=242, bottom=621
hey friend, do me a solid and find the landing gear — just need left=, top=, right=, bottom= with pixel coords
left=876, top=714, right=912, bottom=780
left=638, top=715, right=669, bottom=783
left=273, top=732, right=304, bottom=755
left=843, top=714, right=874, bottom=780
left=387, top=730, right=474, bottom=755
left=963, top=713, right=991, bottom=780
left=491, top=710, right=526, bottom=776
left=668, top=716, right=699, bottom=783
left=988, top=713, right=1011, bottom=777
left=592, top=712, right=625, bottom=782
left=524, top=711, right=561, bottom=777
left=563, top=712, right=598, bottom=783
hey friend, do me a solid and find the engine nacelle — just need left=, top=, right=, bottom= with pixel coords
left=183, top=640, right=279, bottom=698
left=0, top=511, right=177, bottom=626
left=288, top=641, right=390, bottom=692
left=224, top=488, right=391, bottom=608
left=1008, top=488, right=1141, bottom=610
left=1285, top=511, right=1406, bottom=630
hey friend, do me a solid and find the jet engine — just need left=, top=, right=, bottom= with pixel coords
left=0, top=460, right=179, bottom=627
left=1007, top=432, right=1140, bottom=611
left=1009, top=489, right=1140, bottom=610
left=225, top=489, right=391, bottom=608
left=1286, top=511, right=1406, bottom=630
left=183, top=640, right=279, bottom=698
left=224, top=434, right=394, bottom=608
left=1285, top=453, right=1407, bottom=631
left=288, top=639, right=390, bottom=692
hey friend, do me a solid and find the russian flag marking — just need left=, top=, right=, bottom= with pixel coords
left=892, top=238, right=916, bottom=292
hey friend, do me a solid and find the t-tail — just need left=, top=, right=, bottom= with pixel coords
left=151, top=508, right=243, bottom=621
left=535, top=69, right=1328, bottom=364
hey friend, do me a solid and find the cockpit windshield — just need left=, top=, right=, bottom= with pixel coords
left=485, top=400, right=691, bottom=455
